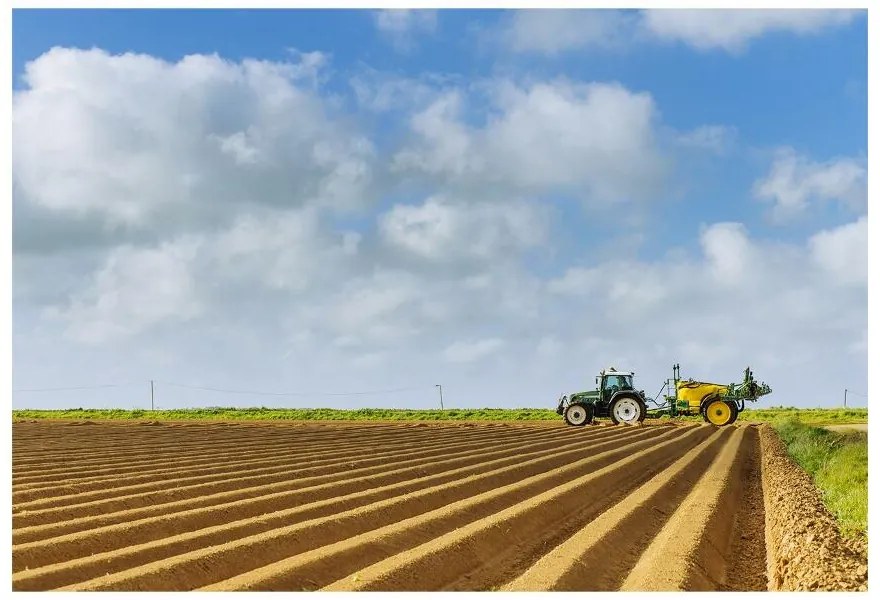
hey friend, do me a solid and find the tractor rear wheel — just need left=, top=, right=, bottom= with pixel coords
left=564, top=404, right=592, bottom=426
left=703, top=398, right=738, bottom=426
left=610, top=396, right=645, bottom=425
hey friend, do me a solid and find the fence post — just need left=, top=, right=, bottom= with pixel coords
left=151, top=380, right=155, bottom=411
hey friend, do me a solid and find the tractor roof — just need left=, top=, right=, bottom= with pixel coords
left=600, top=369, right=634, bottom=376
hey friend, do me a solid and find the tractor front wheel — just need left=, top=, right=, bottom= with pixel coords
left=564, top=403, right=592, bottom=426
left=610, top=396, right=645, bottom=425
left=703, top=398, right=738, bottom=426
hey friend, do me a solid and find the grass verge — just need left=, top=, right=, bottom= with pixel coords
left=738, top=406, right=867, bottom=426
left=12, top=406, right=867, bottom=424
left=773, top=418, right=867, bottom=539
left=11, top=407, right=560, bottom=421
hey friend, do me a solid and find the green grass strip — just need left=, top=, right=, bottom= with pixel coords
left=773, top=418, right=868, bottom=539
left=11, top=407, right=560, bottom=421
left=12, top=406, right=866, bottom=424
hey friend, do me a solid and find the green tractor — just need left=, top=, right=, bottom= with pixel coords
left=555, top=368, right=649, bottom=426
left=556, top=364, right=772, bottom=426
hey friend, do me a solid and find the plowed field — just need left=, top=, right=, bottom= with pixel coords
left=9, top=419, right=861, bottom=591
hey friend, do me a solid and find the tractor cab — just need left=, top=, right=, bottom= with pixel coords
left=598, top=369, right=635, bottom=400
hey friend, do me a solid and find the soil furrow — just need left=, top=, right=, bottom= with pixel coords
left=12, top=427, right=609, bottom=536
left=618, top=426, right=750, bottom=591
left=13, top=426, right=569, bottom=508
left=12, top=425, right=626, bottom=567
left=504, top=426, right=735, bottom=591
left=14, top=418, right=860, bottom=592
left=11, top=424, right=534, bottom=478
left=322, top=425, right=714, bottom=591
left=62, top=427, right=677, bottom=590
left=12, top=427, right=630, bottom=589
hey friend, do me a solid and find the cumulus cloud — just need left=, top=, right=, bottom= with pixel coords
left=52, top=208, right=367, bottom=345
left=208, top=209, right=361, bottom=293
left=47, top=239, right=203, bottom=344
left=13, top=48, right=374, bottom=229
left=546, top=218, right=866, bottom=394
left=753, top=149, right=867, bottom=220
left=700, top=222, right=756, bottom=284
left=351, top=69, right=459, bottom=113
left=373, top=9, right=438, bottom=51
left=379, top=196, right=547, bottom=262
left=642, top=9, right=859, bottom=53
left=393, top=80, right=666, bottom=203
left=500, top=9, right=637, bottom=55
left=808, top=216, right=867, bottom=286
left=498, top=9, right=859, bottom=55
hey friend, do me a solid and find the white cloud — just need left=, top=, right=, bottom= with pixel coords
left=544, top=218, right=866, bottom=397
left=42, top=206, right=366, bottom=344
left=351, top=70, right=457, bottom=113
left=497, top=9, right=859, bottom=56
left=809, top=216, right=867, bottom=286
left=547, top=267, right=601, bottom=296
left=12, top=48, right=373, bottom=226
left=753, top=149, right=867, bottom=220
left=393, top=80, right=666, bottom=203
left=393, top=90, right=475, bottom=177
left=209, top=209, right=360, bottom=293
left=443, top=338, right=505, bottom=363
left=379, top=196, right=546, bottom=262
left=642, top=9, right=858, bottom=53
left=374, top=9, right=438, bottom=51
left=20, top=211, right=868, bottom=408
left=700, top=222, right=755, bottom=285
left=214, top=131, right=261, bottom=166
left=500, top=9, right=637, bottom=55
left=48, top=239, right=203, bottom=344
left=283, top=48, right=330, bottom=87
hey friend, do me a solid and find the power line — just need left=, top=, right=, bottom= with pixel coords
left=154, top=381, right=434, bottom=397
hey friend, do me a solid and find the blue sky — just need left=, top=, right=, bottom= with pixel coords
left=11, top=9, right=868, bottom=410
left=12, top=9, right=866, bottom=254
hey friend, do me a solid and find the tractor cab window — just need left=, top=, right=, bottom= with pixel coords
left=604, top=375, right=633, bottom=391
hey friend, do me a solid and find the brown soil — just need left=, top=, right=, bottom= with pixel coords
left=759, top=424, right=867, bottom=591
left=10, top=419, right=868, bottom=591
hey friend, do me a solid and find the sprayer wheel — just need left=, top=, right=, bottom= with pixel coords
left=703, top=398, right=738, bottom=426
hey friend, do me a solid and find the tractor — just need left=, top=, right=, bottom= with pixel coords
left=556, top=364, right=772, bottom=426
left=555, top=368, right=650, bottom=426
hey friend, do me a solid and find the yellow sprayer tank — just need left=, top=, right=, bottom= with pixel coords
left=676, top=380, right=728, bottom=412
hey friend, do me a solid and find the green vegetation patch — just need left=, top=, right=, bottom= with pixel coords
left=737, top=406, right=867, bottom=425
left=13, top=406, right=867, bottom=425
left=774, top=418, right=868, bottom=539
left=12, top=407, right=560, bottom=422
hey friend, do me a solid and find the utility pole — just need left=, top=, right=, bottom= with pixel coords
left=151, top=380, right=155, bottom=411
left=435, top=384, right=444, bottom=410
left=844, top=388, right=847, bottom=409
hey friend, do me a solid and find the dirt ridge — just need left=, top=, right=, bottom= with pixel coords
left=11, top=420, right=868, bottom=591
left=759, top=425, right=867, bottom=591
